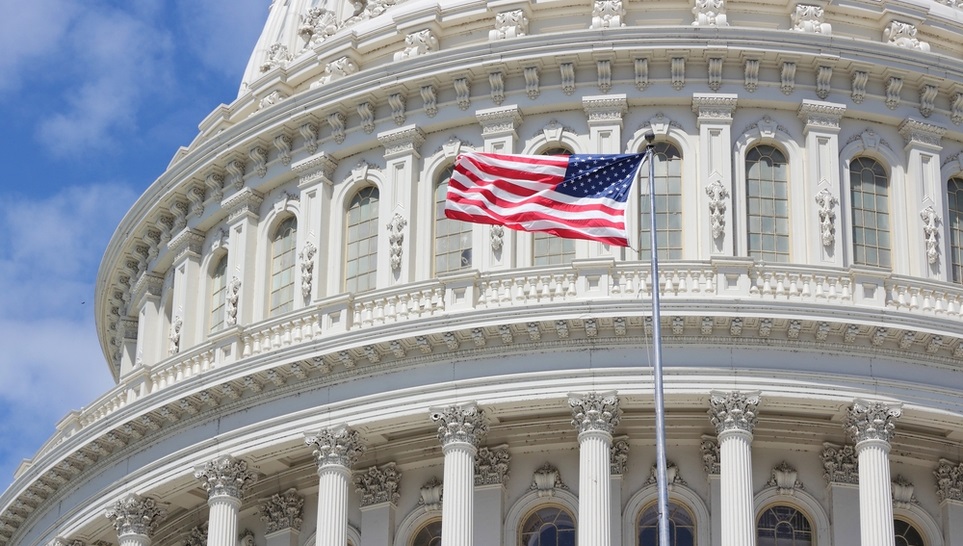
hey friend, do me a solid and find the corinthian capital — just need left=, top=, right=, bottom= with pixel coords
left=845, top=399, right=901, bottom=444
left=569, top=392, right=622, bottom=435
left=305, top=425, right=365, bottom=468
left=708, top=391, right=760, bottom=435
left=193, top=456, right=259, bottom=500
left=430, top=403, right=488, bottom=446
left=104, top=494, right=166, bottom=538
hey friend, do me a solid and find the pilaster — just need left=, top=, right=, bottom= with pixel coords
left=708, top=390, right=759, bottom=546
left=356, top=462, right=401, bottom=546
left=936, top=459, right=963, bottom=544
left=431, top=403, right=487, bottom=546
left=582, top=95, right=628, bottom=259
left=476, top=106, right=523, bottom=271
left=292, top=152, right=337, bottom=302
left=898, top=119, right=947, bottom=279
left=570, top=392, right=621, bottom=546
left=845, top=399, right=902, bottom=546
left=474, top=445, right=510, bottom=546
left=133, top=274, right=164, bottom=369
left=168, top=229, right=204, bottom=350
left=378, top=125, right=425, bottom=286
left=798, top=100, right=846, bottom=266
left=821, top=442, right=861, bottom=546
left=692, top=94, right=737, bottom=257
left=259, top=488, right=304, bottom=546
left=222, top=188, right=264, bottom=326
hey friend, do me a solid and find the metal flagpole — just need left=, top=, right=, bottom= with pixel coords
left=643, top=132, right=672, bottom=546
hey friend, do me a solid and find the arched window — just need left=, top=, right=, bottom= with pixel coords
left=434, top=165, right=472, bottom=274
left=520, top=506, right=576, bottom=546
left=640, top=142, right=683, bottom=261
left=894, top=519, right=925, bottom=546
left=850, top=157, right=890, bottom=268
left=270, top=217, right=297, bottom=316
left=210, top=254, right=228, bottom=331
left=757, top=505, right=813, bottom=546
left=411, top=519, right=442, bottom=546
left=534, top=147, right=575, bottom=266
left=638, top=501, right=695, bottom=546
left=746, top=145, right=789, bottom=262
left=345, top=186, right=380, bottom=293
left=948, top=177, right=963, bottom=283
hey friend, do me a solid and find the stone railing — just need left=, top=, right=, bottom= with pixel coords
left=31, top=260, right=963, bottom=464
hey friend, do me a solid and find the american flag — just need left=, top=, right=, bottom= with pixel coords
left=445, top=152, right=646, bottom=247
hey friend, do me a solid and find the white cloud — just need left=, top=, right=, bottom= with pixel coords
left=0, top=0, right=78, bottom=92
left=175, top=0, right=267, bottom=79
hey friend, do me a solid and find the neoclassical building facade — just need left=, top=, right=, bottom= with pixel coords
left=4, top=0, right=963, bottom=546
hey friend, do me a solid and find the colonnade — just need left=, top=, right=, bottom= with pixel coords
left=102, top=393, right=905, bottom=546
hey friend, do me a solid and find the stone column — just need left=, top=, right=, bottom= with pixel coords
left=259, top=488, right=304, bottom=546
left=708, top=391, right=760, bottom=546
left=935, top=458, right=963, bottom=544
left=845, top=399, right=902, bottom=546
left=305, top=425, right=365, bottom=546
left=609, top=437, right=629, bottom=546
left=692, top=94, right=737, bottom=256
left=797, top=100, right=846, bottom=265
left=104, top=493, right=166, bottom=546
left=132, top=274, right=164, bottom=368
left=356, top=462, right=401, bottom=546
left=820, top=442, right=861, bottom=546
left=569, top=392, right=622, bottom=546
left=474, top=445, right=511, bottom=546
left=430, top=403, right=488, bottom=546
left=194, top=456, right=258, bottom=546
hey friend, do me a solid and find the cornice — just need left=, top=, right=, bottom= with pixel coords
left=798, top=100, right=846, bottom=131
left=222, top=188, right=265, bottom=223
left=898, top=118, right=946, bottom=148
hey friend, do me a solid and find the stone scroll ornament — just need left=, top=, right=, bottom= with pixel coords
left=387, top=213, right=407, bottom=271
left=920, top=206, right=940, bottom=264
left=299, top=241, right=317, bottom=299
left=705, top=179, right=729, bottom=240
left=169, top=316, right=183, bottom=355
left=814, top=189, right=838, bottom=247
left=226, top=277, right=241, bottom=326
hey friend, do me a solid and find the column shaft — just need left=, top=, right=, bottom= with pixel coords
left=317, top=465, right=351, bottom=546
left=857, top=440, right=895, bottom=546
left=119, top=536, right=151, bottom=546
left=207, top=496, right=241, bottom=546
left=577, top=430, right=612, bottom=546
left=442, top=442, right=476, bottom=546
left=719, top=430, right=755, bottom=546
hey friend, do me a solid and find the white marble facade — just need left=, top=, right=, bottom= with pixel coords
left=6, top=1, right=963, bottom=546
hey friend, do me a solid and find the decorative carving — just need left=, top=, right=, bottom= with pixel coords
left=314, top=57, right=358, bottom=88
left=952, top=93, right=963, bottom=125
left=610, top=437, right=630, bottom=475
left=781, top=62, right=796, bottom=95
left=260, top=43, right=292, bottom=73
left=259, top=488, right=304, bottom=532
left=356, top=102, right=375, bottom=134
left=561, top=63, right=576, bottom=95
left=522, top=67, right=540, bottom=100
left=708, top=58, right=723, bottom=92
left=705, top=179, right=729, bottom=239
left=454, top=78, right=471, bottom=110
left=299, top=7, right=338, bottom=48
left=184, top=523, right=207, bottom=546
left=821, top=442, right=859, bottom=484
left=886, top=77, right=903, bottom=110
left=671, top=57, right=685, bottom=91
left=645, top=461, right=686, bottom=490
left=226, top=277, right=241, bottom=326
left=345, top=0, right=398, bottom=25
left=851, top=71, right=868, bottom=104
left=845, top=399, right=901, bottom=444
left=328, top=112, right=346, bottom=144
left=701, top=435, right=720, bottom=474
left=421, top=85, right=438, bottom=117
left=418, top=477, right=443, bottom=511
left=935, top=458, right=963, bottom=502
left=258, top=90, right=288, bottom=111
left=592, top=0, right=625, bottom=29
left=892, top=475, right=918, bottom=507
left=272, top=134, right=292, bottom=166
left=305, top=425, right=365, bottom=468
left=489, top=72, right=505, bottom=105
left=387, top=213, right=407, bottom=271
left=394, top=29, right=438, bottom=62
left=884, top=21, right=930, bottom=51
left=490, top=10, right=528, bottom=40
left=431, top=404, right=487, bottom=446
left=490, top=225, right=505, bottom=251
left=919, top=206, right=941, bottom=265
left=898, top=118, right=946, bottom=147
left=531, top=463, right=567, bottom=497
left=389, top=93, right=406, bottom=125
left=635, top=58, right=650, bottom=91
left=104, top=494, right=166, bottom=537
left=816, top=66, right=832, bottom=99
left=767, top=461, right=803, bottom=494
left=744, top=59, right=759, bottom=92
left=919, top=84, right=938, bottom=118
left=249, top=146, right=268, bottom=178
left=475, top=445, right=511, bottom=485
left=814, top=189, right=838, bottom=247
left=355, top=462, right=401, bottom=506
left=226, top=159, right=246, bottom=191
left=205, top=172, right=224, bottom=204
left=708, top=391, right=760, bottom=434
left=792, top=5, right=831, bottom=34
left=692, top=0, right=728, bottom=26
left=194, top=456, right=258, bottom=500
left=299, top=242, right=317, bottom=299
left=569, top=392, right=621, bottom=434
left=168, top=316, right=182, bottom=355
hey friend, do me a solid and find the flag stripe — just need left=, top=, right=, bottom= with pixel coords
left=445, top=151, right=645, bottom=247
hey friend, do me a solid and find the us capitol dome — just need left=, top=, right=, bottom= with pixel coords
left=5, top=0, right=963, bottom=545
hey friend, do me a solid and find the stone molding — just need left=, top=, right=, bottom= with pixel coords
left=897, top=118, right=946, bottom=148
left=193, top=455, right=259, bottom=500
left=305, top=425, right=365, bottom=469
left=700, top=435, right=720, bottom=474
left=430, top=403, right=487, bottom=447
left=610, top=437, right=630, bottom=475
left=531, top=463, right=568, bottom=497
left=935, top=458, right=963, bottom=502
left=354, top=462, right=401, bottom=506
left=569, top=391, right=622, bottom=435
left=797, top=100, right=846, bottom=129
left=476, top=106, right=523, bottom=136
left=223, top=189, right=264, bottom=223
left=292, top=152, right=337, bottom=186
left=258, top=488, right=304, bottom=532
left=104, top=494, right=166, bottom=538
left=377, top=125, right=426, bottom=157
left=418, top=477, right=443, bottom=511
left=708, top=391, right=760, bottom=434
left=582, top=95, right=627, bottom=123
left=475, top=445, right=510, bottom=486
left=845, top=399, right=901, bottom=444
left=821, top=442, right=858, bottom=486
left=692, top=93, right=738, bottom=122
left=766, top=461, right=803, bottom=494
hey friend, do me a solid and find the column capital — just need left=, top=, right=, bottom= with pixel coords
left=193, top=455, right=259, bottom=500
left=821, top=442, right=859, bottom=485
left=305, top=425, right=365, bottom=469
left=475, top=445, right=511, bottom=486
left=568, top=391, right=622, bottom=435
left=258, top=488, right=304, bottom=533
left=935, top=458, right=963, bottom=502
left=430, top=403, right=487, bottom=446
left=708, top=390, right=760, bottom=435
left=377, top=124, right=427, bottom=158
left=582, top=94, right=628, bottom=124
left=845, top=399, right=901, bottom=445
left=354, top=462, right=402, bottom=506
left=104, top=493, right=166, bottom=538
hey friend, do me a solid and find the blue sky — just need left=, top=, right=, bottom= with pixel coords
left=0, top=0, right=267, bottom=491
